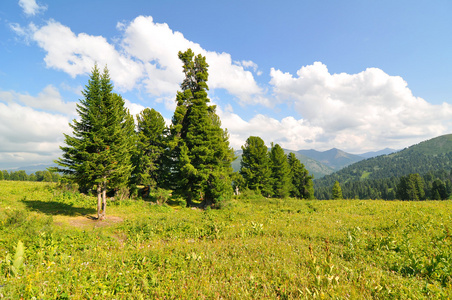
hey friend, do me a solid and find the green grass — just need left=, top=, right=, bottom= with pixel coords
left=1, top=181, right=452, bottom=298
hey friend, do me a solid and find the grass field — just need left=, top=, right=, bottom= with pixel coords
left=1, top=181, right=452, bottom=299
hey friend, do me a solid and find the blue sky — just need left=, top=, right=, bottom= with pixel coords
left=1, top=0, right=452, bottom=169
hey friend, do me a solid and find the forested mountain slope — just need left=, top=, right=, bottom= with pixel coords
left=297, top=148, right=364, bottom=170
left=232, top=149, right=334, bottom=179
left=314, top=134, right=452, bottom=199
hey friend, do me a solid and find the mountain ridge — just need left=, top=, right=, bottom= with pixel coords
left=314, top=133, right=452, bottom=198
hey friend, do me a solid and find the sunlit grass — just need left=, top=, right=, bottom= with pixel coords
left=1, top=181, right=452, bottom=298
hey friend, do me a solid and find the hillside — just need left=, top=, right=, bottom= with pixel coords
left=358, top=148, right=397, bottom=159
left=298, top=148, right=364, bottom=170
left=314, top=133, right=452, bottom=199
left=232, top=149, right=334, bottom=179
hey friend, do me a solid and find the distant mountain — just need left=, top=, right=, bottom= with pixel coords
left=314, top=134, right=452, bottom=198
left=358, top=148, right=398, bottom=159
left=232, top=149, right=334, bottom=179
left=297, top=148, right=364, bottom=170
left=6, top=163, right=56, bottom=175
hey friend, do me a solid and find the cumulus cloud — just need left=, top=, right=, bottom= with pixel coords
left=31, top=20, right=144, bottom=91
left=270, top=62, right=452, bottom=152
left=0, top=85, right=76, bottom=115
left=0, top=101, right=71, bottom=168
left=19, top=0, right=47, bottom=16
left=15, top=16, right=264, bottom=105
left=0, top=86, right=75, bottom=168
left=217, top=107, right=324, bottom=151
left=119, top=16, right=264, bottom=104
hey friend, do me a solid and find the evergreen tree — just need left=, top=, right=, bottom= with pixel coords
left=332, top=181, right=343, bottom=199
left=269, top=143, right=291, bottom=198
left=56, top=65, right=133, bottom=220
left=240, top=136, right=272, bottom=196
left=396, top=173, right=425, bottom=200
left=132, top=108, right=167, bottom=189
left=169, top=49, right=234, bottom=206
left=2, top=170, right=9, bottom=180
left=288, top=152, right=314, bottom=199
left=0, top=170, right=3, bottom=180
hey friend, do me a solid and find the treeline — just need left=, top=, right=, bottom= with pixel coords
left=315, top=151, right=452, bottom=188
left=237, top=137, right=314, bottom=199
left=55, top=49, right=313, bottom=219
left=315, top=169, right=452, bottom=200
left=0, top=170, right=60, bottom=182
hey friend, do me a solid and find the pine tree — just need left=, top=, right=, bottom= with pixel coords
left=397, top=173, right=425, bottom=200
left=169, top=49, right=234, bottom=206
left=332, top=181, right=343, bottom=199
left=56, top=65, right=132, bottom=220
left=132, top=108, right=167, bottom=189
left=269, top=143, right=291, bottom=198
left=288, top=152, right=314, bottom=199
left=240, top=136, right=272, bottom=196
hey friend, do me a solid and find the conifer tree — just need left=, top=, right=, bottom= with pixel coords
left=132, top=108, right=167, bottom=189
left=169, top=49, right=234, bottom=206
left=240, top=136, right=272, bottom=196
left=56, top=65, right=132, bottom=220
left=269, top=143, right=291, bottom=198
left=288, top=152, right=314, bottom=199
left=332, top=181, right=343, bottom=199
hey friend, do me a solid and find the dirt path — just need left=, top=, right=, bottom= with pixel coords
left=55, top=215, right=124, bottom=229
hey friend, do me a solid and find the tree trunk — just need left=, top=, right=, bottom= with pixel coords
left=101, top=188, right=107, bottom=219
left=97, top=185, right=103, bottom=220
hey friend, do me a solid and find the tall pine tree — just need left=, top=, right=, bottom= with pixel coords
left=132, top=108, right=167, bottom=189
left=288, top=152, right=314, bottom=199
left=56, top=65, right=133, bottom=220
left=240, top=136, right=272, bottom=196
left=169, top=49, right=234, bottom=206
left=269, top=143, right=291, bottom=198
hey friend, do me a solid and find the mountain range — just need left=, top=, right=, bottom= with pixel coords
left=231, top=147, right=397, bottom=179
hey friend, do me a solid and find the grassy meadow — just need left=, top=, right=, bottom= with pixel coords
left=1, top=181, right=452, bottom=299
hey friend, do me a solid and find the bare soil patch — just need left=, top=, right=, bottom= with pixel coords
left=66, top=215, right=124, bottom=229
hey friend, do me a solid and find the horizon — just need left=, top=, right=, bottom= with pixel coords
left=2, top=1, right=452, bottom=169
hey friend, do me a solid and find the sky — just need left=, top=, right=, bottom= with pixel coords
left=1, top=0, right=452, bottom=169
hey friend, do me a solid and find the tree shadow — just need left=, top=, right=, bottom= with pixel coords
left=21, top=199, right=96, bottom=216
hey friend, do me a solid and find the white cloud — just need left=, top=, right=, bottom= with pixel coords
left=31, top=20, right=144, bottom=91
left=19, top=0, right=47, bottom=16
left=15, top=16, right=264, bottom=106
left=0, top=101, right=70, bottom=160
left=120, top=16, right=264, bottom=104
left=217, top=107, right=323, bottom=151
left=270, top=62, right=452, bottom=152
left=0, top=85, right=76, bottom=115
left=0, top=86, right=74, bottom=168
left=124, top=99, right=146, bottom=117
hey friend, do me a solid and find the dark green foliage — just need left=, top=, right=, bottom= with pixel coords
left=9, top=170, right=28, bottom=181
left=240, top=136, right=272, bottom=196
left=269, top=144, right=291, bottom=198
left=314, top=134, right=452, bottom=200
left=332, top=181, right=343, bottom=199
left=2, top=170, right=9, bottom=180
left=168, top=49, right=234, bottom=206
left=132, top=108, right=167, bottom=188
left=397, top=173, right=425, bottom=200
left=55, top=65, right=132, bottom=218
left=288, top=152, right=314, bottom=199
left=431, top=179, right=448, bottom=200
